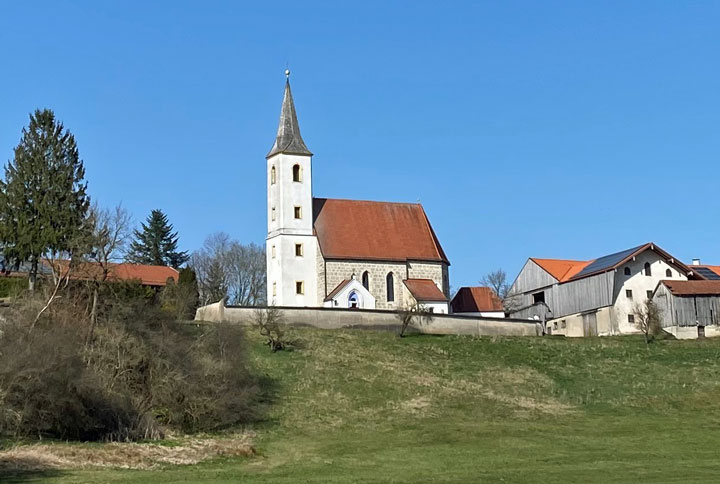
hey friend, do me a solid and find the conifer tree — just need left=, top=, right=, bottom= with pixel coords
left=126, top=209, right=188, bottom=268
left=0, top=109, right=90, bottom=291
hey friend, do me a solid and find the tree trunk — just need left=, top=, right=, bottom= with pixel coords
left=86, top=286, right=99, bottom=344
left=28, top=259, right=37, bottom=292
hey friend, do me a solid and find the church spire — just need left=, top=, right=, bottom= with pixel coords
left=266, top=71, right=313, bottom=158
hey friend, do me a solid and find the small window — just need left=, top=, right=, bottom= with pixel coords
left=292, top=164, right=302, bottom=182
left=348, top=291, right=359, bottom=309
left=628, top=314, right=635, bottom=324
left=647, top=290, right=653, bottom=300
left=294, top=206, right=302, bottom=219
left=296, top=281, right=304, bottom=295
left=272, top=282, right=277, bottom=296
left=386, top=273, right=395, bottom=302
left=362, top=271, right=370, bottom=290
left=271, top=245, right=276, bottom=258
left=295, top=243, right=303, bottom=257
left=532, top=291, right=545, bottom=304
left=428, top=307, right=434, bottom=313
left=666, top=268, right=672, bottom=277
left=626, top=289, right=633, bottom=298
left=270, top=166, right=276, bottom=184
left=561, top=320, right=566, bottom=329
left=271, top=207, right=276, bottom=221
left=624, top=267, right=631, bottom=276
left=644, top=262, right=651, bottom=276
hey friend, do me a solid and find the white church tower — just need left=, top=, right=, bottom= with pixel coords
left=266, top=72, right=318, bottom=306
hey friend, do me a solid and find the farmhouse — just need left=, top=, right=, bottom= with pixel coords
left=450, top=286, right=505, bottom=317
left=265, top=74, right=450, bottom=311
left=507, top=243, right=702, bottom=337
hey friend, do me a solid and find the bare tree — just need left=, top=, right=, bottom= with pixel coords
left=395, top=303, right=434, bottom=337
left=191, top=232, right=266, bottom=307
left=480, top=269, right=510, bottom=300
left=85, top=204, right=132, bottom=326
left=254, top=306, right=287, bottom=351
left=633, top=299, right=662, bottom=346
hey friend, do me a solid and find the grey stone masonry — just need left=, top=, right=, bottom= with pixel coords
left=324, top=260, right=408, bottom=309
left=407, top=261, right=449, bottom=297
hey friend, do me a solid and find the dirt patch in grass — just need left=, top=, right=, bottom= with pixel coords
left=0, top=434, right=255, bottom=471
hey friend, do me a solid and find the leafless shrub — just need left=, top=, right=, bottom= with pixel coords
left=254, top=306, right=288, bottom=352
left=395, top=303, right=434, bottom=337
left=633, top=299, right=662, bottom=346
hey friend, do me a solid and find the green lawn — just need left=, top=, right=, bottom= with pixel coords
left=7, top=329, right=720, bottom=483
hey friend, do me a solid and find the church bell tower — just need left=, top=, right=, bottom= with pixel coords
left=266, top=71, right=318, bottom=306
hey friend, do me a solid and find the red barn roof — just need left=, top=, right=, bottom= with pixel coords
left=659, top=280, right=720, bottom=296
left=450, top=286, right=504, bottom=313
left=403, top=279, right=447, bottom=302
left=312, top=198, right=448, bottom=264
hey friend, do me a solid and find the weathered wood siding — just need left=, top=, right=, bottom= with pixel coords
left=654, top=285, right=720, bottom=327
left=509, top=259, right=557, bottom=295
left=551, top=271, right=615, bottom=318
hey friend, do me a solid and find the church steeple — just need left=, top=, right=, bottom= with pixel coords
left=266, top=73, right=313, bottom=159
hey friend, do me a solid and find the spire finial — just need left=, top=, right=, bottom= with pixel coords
left=285, top=68, right=290, bottom=79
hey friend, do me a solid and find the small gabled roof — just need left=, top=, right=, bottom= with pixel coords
left=450, top=286, right=503, bottom=313
left=531, top=243, right=695, bottom=284
left=324, top=279, right=351, bottom=301
left=313, top=198, right=449, bottom=264
left=659, top=280, right=720, bottom=296
left=404, top=279, right=447, bottom=302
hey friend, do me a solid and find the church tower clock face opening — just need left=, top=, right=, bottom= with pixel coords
left=265, top=73, right=450, bottom=313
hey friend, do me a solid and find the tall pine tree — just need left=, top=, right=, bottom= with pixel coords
left=126, top=209, right=188, bottom=268
left=0, top=109, right=90, bottom=291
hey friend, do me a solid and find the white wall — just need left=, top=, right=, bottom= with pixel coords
left=266, top=151, right=318, bottom=306
left=611, top=251, right=687, bottom=334
left=323, top=278, right=376, bottom=309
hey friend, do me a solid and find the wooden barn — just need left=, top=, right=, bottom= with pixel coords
left=653, top=280, right=720, bottom=339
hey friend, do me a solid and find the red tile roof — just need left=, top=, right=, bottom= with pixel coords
left=659, top=280, right=720, bottom=296
left=450, top=286, right=503, bottom=313
left=313, top=198, right=449, bottom=264
left=403, top=279, right=447, bottom=302
left=531, top=258, right=591, bottom=282
left=43, top=261, right=179, bottom=287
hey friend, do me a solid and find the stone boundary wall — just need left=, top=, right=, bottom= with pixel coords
left=195, top=301, right=540, bottom=337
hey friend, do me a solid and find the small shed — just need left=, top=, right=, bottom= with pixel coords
left=653, top=280, right=720, bottom=337
left=450, top=286, right=505, bottom=317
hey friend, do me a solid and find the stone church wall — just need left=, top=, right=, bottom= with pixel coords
left=407, top=261, right=449, bottom=296
left=315, top=246, right=326, bottom=306
left=324, top=260, right=408, bottom=309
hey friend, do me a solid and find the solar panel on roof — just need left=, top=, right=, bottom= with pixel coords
left=694, top=267, right=720, bottom=280
left=572, top=245, right=646, bottom=279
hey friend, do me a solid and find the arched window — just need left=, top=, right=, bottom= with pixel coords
left=270, top=166, right=276, bottom=184
left=624, top=267, right=631, bottom=276
left=348, top=291, right=359, bottom=309
left=386, top=273, right=394, bottom=302
left=644, top=262, right=651, bottom=276
left=666, top=268, right=672, bottom=277
left=292, top=164, right=302, bottom=182
left=362, top=271, right=370, bottom=291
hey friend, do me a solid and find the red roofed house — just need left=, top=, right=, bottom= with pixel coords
left=507, top=243, right=704, bottom=336
left=450, top=287, right=505, bottom=317
left=265, top=75, right=449, bottom=312
left=653, top=280, right=720, bottom=339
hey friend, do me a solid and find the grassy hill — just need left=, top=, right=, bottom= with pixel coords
left=8, top=328, right=720, bottom=483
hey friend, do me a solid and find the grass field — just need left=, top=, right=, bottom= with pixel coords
left=5, top=328, right=720, bottom=483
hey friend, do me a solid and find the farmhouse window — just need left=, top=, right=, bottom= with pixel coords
left=666, top=269, right=672, bottom=277
left=646, top=290, right=653, bottom=300
left=532, top=291, right=545, bottom=304
left=624, top=267, right=631, bottom=276
left=626, top=289, right=632, bottom=298
left=627, top=314, right=635, bottom=324
left=644, top=262, right=651, bottom=276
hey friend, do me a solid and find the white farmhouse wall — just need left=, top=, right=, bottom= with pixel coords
left=611, top=251, right=687, bottom=334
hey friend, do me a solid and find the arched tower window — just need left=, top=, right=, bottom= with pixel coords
left=386, top=273, right=395, bottom=302
left=270, top=165, right=276, bottom=184
left=666, top=268, right=672, bottom=277
left=362, top=271, right=370, bottom=291
left=644, top=262, right=652, bottom=276
left=292, top=164, right=302, bottom=182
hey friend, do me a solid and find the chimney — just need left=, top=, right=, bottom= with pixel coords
left=692, top=258, right=701, bottom=266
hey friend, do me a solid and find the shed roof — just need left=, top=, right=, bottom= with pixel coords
left=42, top=261, right=179, bottom=287
left=450, top=286, right=503, bottom=313
left=313, top=198, right=449, bottom=264
left=659, top=280, right=720, bottom=296
left=403, top=279, right=448, bottom=302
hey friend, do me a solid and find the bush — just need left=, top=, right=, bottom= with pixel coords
left=0, top=276, right=27, bottom=298
left=0, top=297, right=264, bottom=441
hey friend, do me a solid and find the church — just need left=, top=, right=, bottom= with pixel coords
left=266, top=73, right=450, bottom=312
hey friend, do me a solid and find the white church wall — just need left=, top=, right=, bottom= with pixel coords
left=267, top=234, right=318, bottom=307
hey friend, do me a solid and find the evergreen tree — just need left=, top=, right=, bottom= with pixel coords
left=126, top=209, right=188, bottom=268
left=0, top=109, right=90, bottom=291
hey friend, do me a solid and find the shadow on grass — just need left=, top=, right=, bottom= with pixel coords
left=0, top=457, right=66, bottom=483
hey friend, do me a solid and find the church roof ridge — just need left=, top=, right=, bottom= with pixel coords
left=266, top=78, right=313, bottom=158
left=312, top=196, right=422, bottom=206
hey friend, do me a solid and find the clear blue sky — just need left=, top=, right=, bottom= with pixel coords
left=1, top=1, right=719, bottom=288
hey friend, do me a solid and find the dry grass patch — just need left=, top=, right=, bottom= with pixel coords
left=0, top=434, right=255, bottom=471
